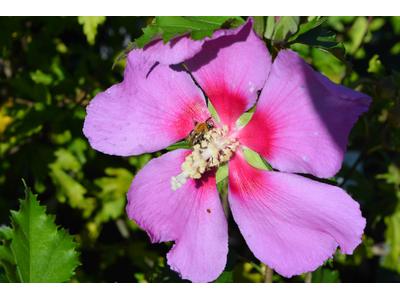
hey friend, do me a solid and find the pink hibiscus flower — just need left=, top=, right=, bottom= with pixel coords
left=83, top=18, right=372, bottom=283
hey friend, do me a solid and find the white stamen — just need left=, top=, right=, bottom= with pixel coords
left=170, top=125, right=240, bottom=191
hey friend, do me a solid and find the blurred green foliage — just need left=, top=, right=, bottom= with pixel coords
left=1, top=16, right=400, bottom=283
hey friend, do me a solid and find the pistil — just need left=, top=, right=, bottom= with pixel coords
left=171, top=126, right=239, bottom=191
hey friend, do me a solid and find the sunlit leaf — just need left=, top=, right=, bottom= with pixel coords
left=0, top=181, right=80, bottom=282
left=216, top=163, right=228, bottom=184
left=382, top=210, right=400, bottom=274
left=94, top=167, right=134, bottom=222
left=344, top=16, right=368, bottom=55
left=287, top=25, right=352, bottom=71
left=30, top=70, right=53, bottom=85
left=49, top=148, right=87, bottom=209
left=77, top=16, right=106, bottom=45
left=368, top=54, right=386, bottom=77
left=242, top=148, right=273, bottom=171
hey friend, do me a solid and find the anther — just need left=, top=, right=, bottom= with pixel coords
left=170, top=125, right=240, bottom=191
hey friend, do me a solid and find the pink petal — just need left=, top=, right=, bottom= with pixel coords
left=140, top=32, right=224, bottom=65
left=83, top=50, right=210, bottom=156
left=126, top=149, right=228, bottom=282
left=235, top=50, right=371, bottom=178
left=228, top=151, right=365, bottom=277
left=184, top=17, right=271, bottom=130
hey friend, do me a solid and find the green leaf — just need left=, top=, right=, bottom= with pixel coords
left=216, top=180, right=224, bottom=195
left=311, top=16, right=329, bottom=29
left=207, top=99, right=220, bottom=124
left=287, top=26, right=352, bottom=71
left=327, top=177, right=339, bottom=184
left=212, top=251, right=237, bottom=283
left=0, top=264, right=9, bottom=283
left=344, top=16, right=368, bottom=55
left=94, top=168, right=134, bottom=223
left=368, top=54, right=386, bottom=77
left=166, top=140, right=192, bottom=151
left=216, top=162, right=228, bottom=184
left=265, top=16, right=300, bottom=42
left=30, top=70, right=53, bottom=85
left=242, top=148, right=272, bottom=171
left=376, top=163, right=400, bottom=185
left=49, top=148, right=87, bottom=209
left=390, top=42, right=400, bottom=55
left=289, top=17, right=329, bottom=42
left=112, top=42, right=138, bottom=70
left=236, top=112, right=253, bottom=128
left=252, top=16, right=265, bottom=38
left=156, top=16, right=245, bottom=43
left=77, top=16, right=106, bottom=45
left=113, top=16, right=245, bottom=69
left=264, top=16, right=276, bottom=40
left=311, top=266, right=341, bottom=283
left=382, top=210, right=400, bottom=273
left=0, top=180, right=80, bottom=283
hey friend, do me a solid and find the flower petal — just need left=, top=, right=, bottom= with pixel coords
left=184, top=17, right=271, bottom=130
left=228, top=150, right=365, bottom=278
left=126, top=149, right=228, bottom=282
left=236, top=50, right=371, bottom=178
left=83, top=50, right=210, bottom=156
left=140, top=31, right=225, bottom=65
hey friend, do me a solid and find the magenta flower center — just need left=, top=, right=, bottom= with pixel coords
left=171, top=125, right=240, bottom=191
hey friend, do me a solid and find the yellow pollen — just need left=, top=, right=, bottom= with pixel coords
left=171, top=125, right=240, bottom=190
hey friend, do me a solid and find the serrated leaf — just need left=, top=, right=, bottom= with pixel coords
left=0, top=181, right=81, bottom=283
left=156, top=16, right=245, bottom=43
left=113, top=16, right=245, bottom=69
left=287, top=25, right=352, bottom=71
left=289, top=17, right=320, bottom=42
left=77, top=16, right=106, bottom=45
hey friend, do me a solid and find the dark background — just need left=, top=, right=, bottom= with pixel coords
left=1, top=16, right=400, bottom=282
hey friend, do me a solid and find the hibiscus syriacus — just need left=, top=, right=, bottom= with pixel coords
left=83, top=18, right=371, bottom=283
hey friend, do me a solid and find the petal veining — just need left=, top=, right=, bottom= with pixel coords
left=126, top=149, right=228, bottom=282
left=83, top=50, right=209, bottom=156
left=228, top=150, right=365, bottom=277
left=184, top=17, right=271, bottom=130
left=236, top=50, right=371, bottom=178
